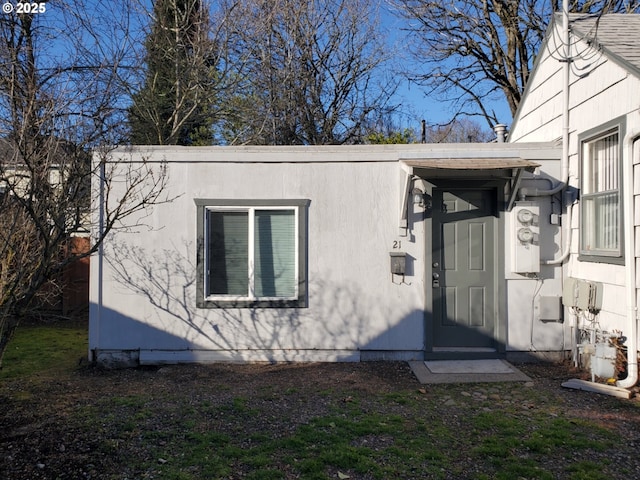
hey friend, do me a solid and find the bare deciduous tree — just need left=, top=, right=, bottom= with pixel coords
left=219, top=0, right=399, bottom=145
left=423, top=118, right=494, bottom=143
left=392, top=0, right=640, bottom=128
left=0, top=1, right=171, bottom=365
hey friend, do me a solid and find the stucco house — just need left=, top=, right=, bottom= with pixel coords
left=89, top=13, right=640, bottom=388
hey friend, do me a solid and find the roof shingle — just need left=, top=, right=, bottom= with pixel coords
left=564, top=13, right=640, bottom=78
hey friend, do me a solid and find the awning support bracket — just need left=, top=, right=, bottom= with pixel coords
left=506, top=167, right=525, bottom=211
left=399, top=172, right=411, bottom=236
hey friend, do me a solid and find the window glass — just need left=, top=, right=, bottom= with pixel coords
left=254, top=210, right=296, bottom=297
left=206, top=211, right=248, bottom=296
left=584, top=133, right=618, bottom=194
left=581, top=130, right=621, bottom=257
left=582, top=193, right=619, bottom=252
left=196, top=199, right=308, bottom=308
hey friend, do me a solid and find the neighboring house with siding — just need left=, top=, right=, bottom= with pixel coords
left=509, top=13, right=640, bottom=386
left=90, top=13, right=640, bottom=389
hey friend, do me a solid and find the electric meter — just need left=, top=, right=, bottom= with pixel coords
left=517, top=209, right=535, bottom=225
left=512, top=203, right=540, bottom=273
left=517, top=227, right=535, bottom=243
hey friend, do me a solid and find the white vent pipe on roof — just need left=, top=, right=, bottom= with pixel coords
left=494, top=124, right=507, bottom=143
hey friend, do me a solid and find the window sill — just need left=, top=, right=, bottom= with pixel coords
left=577, top=254, right=624, bottom=265
left=197, top=298, right=307, bottom=309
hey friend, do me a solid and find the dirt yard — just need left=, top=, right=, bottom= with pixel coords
left=2, top=361, right=640, bottom=479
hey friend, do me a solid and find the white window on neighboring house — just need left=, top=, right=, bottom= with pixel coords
left=195, top=199, right=309, bottom=308
left=580, top=126, right=623, bottom=262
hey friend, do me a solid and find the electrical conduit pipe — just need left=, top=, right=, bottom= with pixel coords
left=527, top=7, right=571, bottom=266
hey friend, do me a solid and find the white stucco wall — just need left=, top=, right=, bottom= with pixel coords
left=90, top=146, right=428, bottom=364
left=90, top=143, right=566, bottom=365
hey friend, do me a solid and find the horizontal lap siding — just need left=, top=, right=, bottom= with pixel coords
left=511, top=21, right=640, bottom=335
left=509, top=49, right=564, bottom=143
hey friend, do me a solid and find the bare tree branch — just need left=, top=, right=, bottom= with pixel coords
left=218, top=0, right=399, bottom=145
left=0, top=1, right=172, bottom=366
left=392, top=0, right=640, bottom=128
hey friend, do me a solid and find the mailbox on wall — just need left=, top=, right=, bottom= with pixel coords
left=389, top=252, right=407, bottom=276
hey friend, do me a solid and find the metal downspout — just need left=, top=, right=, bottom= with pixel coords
left=91, top=158, right=106, bottom=362
left=617, top=133, right=639, bottom=389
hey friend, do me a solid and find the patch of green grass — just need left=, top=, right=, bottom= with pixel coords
left=110, top=394, right=147, bottom=408
left=465, top=409, right=617, bottom=479
left=1, top=323, right=635, bottom=480
left=245, top=469, right=284, bottom=480
left=565, top=460, right=611, bottom=480
left=488, top=459, right=556, bottom=480
left=535, top=417, right=613, bottom=452
left=131, top=401, right=428, bottom=479
left=0, top=322, right=87, bottom=379
left=382, top=390, right=413, bottom=405
left=218, top=396, right=258, bottom=416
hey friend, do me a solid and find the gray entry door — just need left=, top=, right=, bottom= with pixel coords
left=431, top=188, right=497, bottom=348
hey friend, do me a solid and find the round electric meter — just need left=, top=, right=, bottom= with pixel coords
left=517, top=227, right=534, bottom=243
left=517, top=209, right=534, bottom=225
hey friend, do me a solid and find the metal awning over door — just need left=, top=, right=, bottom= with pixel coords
left=402, top=157, right=539, bottom=174
left=398, top=157, right=541, bottom=233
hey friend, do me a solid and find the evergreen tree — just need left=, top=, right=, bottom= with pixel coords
left=129, top=0, right=216, bottom=145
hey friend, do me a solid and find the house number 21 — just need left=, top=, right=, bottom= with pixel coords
left=392, top=240, right=402, bottom=249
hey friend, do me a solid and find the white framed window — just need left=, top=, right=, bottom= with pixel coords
left=580, top=123, right=623, bottom=262
left=195, top=199, right=309, bottom=308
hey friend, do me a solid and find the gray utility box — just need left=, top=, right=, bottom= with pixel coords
left=562, top=277, right=603, bottom=312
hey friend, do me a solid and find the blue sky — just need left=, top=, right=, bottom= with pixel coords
left=381, top=4, right=512, bottom=133
left=23, top=0, right=511, bottom=137
left=393, top=80, right=513, bottom=132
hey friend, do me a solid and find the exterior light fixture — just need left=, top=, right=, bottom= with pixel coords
left=412, top=187, right=431, bottom=209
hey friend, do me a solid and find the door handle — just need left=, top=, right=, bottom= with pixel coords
left=432, top=273, right=439, bottom=279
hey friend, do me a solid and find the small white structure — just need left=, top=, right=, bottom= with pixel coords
left=90, top=143, right=565, bottom=366
left=89, top=13, right=640, bottom=378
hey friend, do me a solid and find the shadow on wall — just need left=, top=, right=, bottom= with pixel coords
left=96, top=239, right=512, bottom=366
